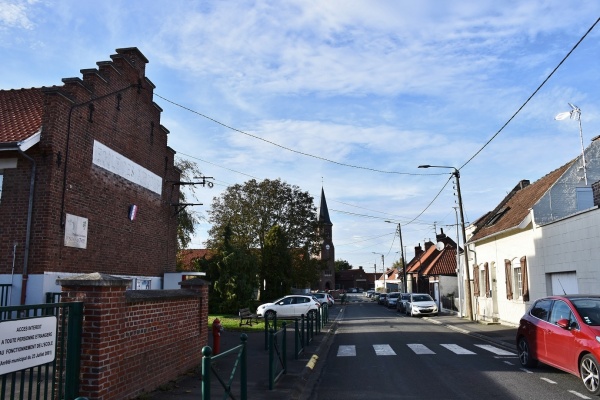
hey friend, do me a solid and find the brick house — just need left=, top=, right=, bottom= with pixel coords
left=0, top=47, right=181, bottom=305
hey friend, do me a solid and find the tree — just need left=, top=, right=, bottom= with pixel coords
left=197, top=225, right=259, bottom=313
left=206, top=179, right=321, bottom=299
left=261, top=225, right=292, bottom=300
left=335, top=259, right=353, bottom=273
left=174, top=159, right=203, bottom=269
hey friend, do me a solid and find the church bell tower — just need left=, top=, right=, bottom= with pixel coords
left=318, top=187, right=335, bottom=291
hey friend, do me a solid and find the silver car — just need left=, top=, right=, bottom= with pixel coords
left=405, top=293, right=438, bottom=317
left=386, top=292, right=400, bottom=308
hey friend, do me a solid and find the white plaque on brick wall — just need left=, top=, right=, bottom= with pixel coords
left=92, top=140, right=162, bottom=195
left=64, top=214, right=88, bottom=249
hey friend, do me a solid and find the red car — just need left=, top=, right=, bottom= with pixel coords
left=516, top=295, right=600, bottom=395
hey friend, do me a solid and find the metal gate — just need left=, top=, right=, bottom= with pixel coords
left=0, top=301, right=83, bottom=400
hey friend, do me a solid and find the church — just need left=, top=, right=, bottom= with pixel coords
left=317, top=187, right=335, bottom=291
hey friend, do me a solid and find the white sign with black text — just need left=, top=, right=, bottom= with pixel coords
left=0, top=316, right=57, bottom=374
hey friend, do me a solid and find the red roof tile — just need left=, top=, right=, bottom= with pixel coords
left=0, top=88, right=44, bottom=144
left=177, top=249, right=214, bottom=271
left=469, top=161, right=574, bottom=243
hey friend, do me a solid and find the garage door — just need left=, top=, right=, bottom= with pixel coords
left=550, top=272, right=578, bottom=295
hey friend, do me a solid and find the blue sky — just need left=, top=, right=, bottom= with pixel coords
left=2, top=1, right=600, bottom=273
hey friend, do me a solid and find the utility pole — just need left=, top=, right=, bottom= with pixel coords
left=386, top=221, right=406, bottom=293
left=418, top=164, right=473, bottom=321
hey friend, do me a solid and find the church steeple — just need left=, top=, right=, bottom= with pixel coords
left=317, top=187, right=334, bottom=291
left=318, top=187, right=332, bottom=225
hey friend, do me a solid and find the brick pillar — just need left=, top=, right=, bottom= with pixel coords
left=179, top=278, right=209, bottom=351
left=57, top=272, right=131, bottom=400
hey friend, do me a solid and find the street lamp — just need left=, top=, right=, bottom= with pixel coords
left=418, top=164, right=473, bottom=321
left=385, top=221, right=406, bottom=293
left=372, top=252, right=385, bottom=292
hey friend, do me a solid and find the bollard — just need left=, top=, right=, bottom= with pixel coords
left=212, top=318, right=223, bottom=355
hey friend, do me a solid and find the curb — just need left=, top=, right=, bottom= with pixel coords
left=293, top=308, right=343, bottom=400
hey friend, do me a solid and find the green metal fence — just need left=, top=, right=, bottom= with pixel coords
left=201, top=334, right=247, bottom=400
left=0, top=301, right=83, bottom=400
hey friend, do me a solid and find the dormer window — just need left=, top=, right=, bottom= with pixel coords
left=486, top=207, right=509, bottom=226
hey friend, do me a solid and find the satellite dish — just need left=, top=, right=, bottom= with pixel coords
left=436, top=242, right=445, bottom=251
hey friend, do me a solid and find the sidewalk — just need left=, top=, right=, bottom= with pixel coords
left=141, top=307, right=518, bottom=400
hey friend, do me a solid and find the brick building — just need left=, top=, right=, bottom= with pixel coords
left=317, top=187, right=335, bottom=291
left=0, top=47, right=181, bottom=305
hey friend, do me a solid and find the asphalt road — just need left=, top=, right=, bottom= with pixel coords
left=308, top=298, right=593, bottom=400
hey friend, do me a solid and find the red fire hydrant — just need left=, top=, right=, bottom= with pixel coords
left=212, top=318, right=223, bottom=355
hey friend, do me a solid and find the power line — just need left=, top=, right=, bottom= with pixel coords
left=155, top=93, right=431, bottom=176
left=459, top=17, right=600, bottom=171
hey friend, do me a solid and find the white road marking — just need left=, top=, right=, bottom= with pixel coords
left=503, top=361, right=514, bottom=365
left=337, top=345, right=356, bottom=357
left=373, top=344, right=396, bottom=356
left=474, top=344, right=515, bottom=356
left=407, top=344, right=435, bottom=354
left=520, top=368, right=533, bottom=374
left=540, top=377, right=556, bottom=384
left=440, top=344, right=476, bottom=354
left=568, top=390, right=591, bottom=399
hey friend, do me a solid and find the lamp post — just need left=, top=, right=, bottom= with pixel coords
left=385, top=221, right=406, bottom=293
left=372, top=252, right=385, bottom=292
left=418, top=164, right=473, bottom=321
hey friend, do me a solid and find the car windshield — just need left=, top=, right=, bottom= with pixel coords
left=413, top=294, right=433, bottom=302
left=572, top=298, right=600, bottom=326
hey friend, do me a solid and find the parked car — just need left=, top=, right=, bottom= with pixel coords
left=386, top=292, right=400, bottom=308
left=377, top=293, right=388, bottom=305
left=313, top=292, right=335, bottom=306
left=366, top=290, right=375, bottom=297
left=516, top=295, right=600, bottom=395
left=256, top=295, right=320, bottom=318
left=396, top=293, right=411, bottom=313
left=405, top=293, right=438, bottom=316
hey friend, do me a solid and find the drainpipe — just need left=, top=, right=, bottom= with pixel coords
left=18, top=149, right=36, bottom=305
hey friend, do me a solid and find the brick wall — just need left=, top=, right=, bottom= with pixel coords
left=0, top=48, right=180, bottom=280
left=58, top=273, right=208, bottom=400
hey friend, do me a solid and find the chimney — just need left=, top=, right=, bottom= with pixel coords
left=414, top=244, right=423, bottom=257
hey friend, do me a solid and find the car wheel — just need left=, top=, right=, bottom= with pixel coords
left=308, top=309, right=317, bottom=318
left=580, top=354, right=600, bottom=395
left=517, top=337, right=537, bottom=368
left=265, top=310, right=276, bottom=319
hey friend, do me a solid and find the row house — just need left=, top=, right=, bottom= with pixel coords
left=405, top=229, right=460, bottom=308
left=0, top=48, right=182, bottom=305
left=467, top=136, right=600, bottom=325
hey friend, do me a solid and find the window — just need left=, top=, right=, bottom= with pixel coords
left=324, top=269, right=332, bottom=277
left=549, top=300, right=574, bottom=326
left=576, top=187, right=593, bottom=211
left=530, top=298, right=552, bottom=321
left=513, top=266, right=522, bottom=299
left=479, top=268, right=486, bottom=297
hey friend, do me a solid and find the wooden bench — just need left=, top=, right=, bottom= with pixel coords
left=239, top=308, right=258, bottom=326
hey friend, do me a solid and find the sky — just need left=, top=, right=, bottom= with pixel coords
left=2, top=1, right=600, bottom=274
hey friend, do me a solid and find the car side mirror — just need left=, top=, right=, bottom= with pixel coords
left=278, top=301, right=285, bottom=305
left=556, top=318, right=570, bottom=329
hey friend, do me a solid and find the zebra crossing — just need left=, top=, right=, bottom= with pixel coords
left=337, top=343, right=515, bottom=357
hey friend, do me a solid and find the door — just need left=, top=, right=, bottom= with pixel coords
left=544, top=300, right=578, bottom=372
left=551, top=272, right=578, bottom=295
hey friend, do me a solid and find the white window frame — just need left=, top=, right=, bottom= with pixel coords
left=513, top=265, right=522, bottom=300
